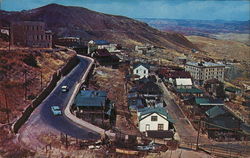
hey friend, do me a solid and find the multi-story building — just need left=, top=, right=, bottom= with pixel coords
left=185, top=61, right=225, bottom=85
left=11, top=21, right=52, bottom=48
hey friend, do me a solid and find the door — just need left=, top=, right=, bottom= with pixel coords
left=145, top=124, right=150, bottom=131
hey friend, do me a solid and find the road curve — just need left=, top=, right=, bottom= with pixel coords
left=27, top=55, right=100, bottom=140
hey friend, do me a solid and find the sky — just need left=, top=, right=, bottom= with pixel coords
left=1, top=0, right=250, bottom=21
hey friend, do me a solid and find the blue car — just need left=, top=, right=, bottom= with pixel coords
left=51, top=106, right=62, bottom=116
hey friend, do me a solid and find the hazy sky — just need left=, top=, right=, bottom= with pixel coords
left=1, top=0, right=250, bottom=21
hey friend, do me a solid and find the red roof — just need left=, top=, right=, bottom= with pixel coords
left=95, top=49, right=112, bottom=57
left=158, top=68, right=191, bottom=79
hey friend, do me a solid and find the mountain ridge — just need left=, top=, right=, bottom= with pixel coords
left=0, top=3, right=198, bottom=52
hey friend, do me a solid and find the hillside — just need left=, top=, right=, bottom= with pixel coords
left=187, top=35, right=250, bottom=80
left=0, top=4, right=198, bottom=52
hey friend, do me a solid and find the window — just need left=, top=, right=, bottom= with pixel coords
left=144, top=70, right=146, bottom=74
left=136, top=70, right=139, bottom=74
left=158, top=124, right=164, bottom=130
left=151, top=116, right=157, bottom=121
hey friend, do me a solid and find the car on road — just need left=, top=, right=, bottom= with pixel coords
left=61, top=85, right=69, bottom=92
left=51, top=106, right=62, bottom=115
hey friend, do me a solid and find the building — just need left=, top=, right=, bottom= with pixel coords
left=185, top=61, right=225, bottom=85
left=205, top=106, right=245, bottom=141
left=133, top=63, right=149, bottom=80
left=138, top=107, right=174, bottom=133
left=56, top=37, right=80, bottom=47
left=175, top=78, right=193, bottom=89
left=11, top=21, right=52, bottom=48
left=72, top=90, right=114, bottom=127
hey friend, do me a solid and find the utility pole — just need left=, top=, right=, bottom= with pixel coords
left=4, top=91, right=10, bottom=124
left=40, top=70, right=43, bottom=91
left=8, top=24, right=10, bottom=52
left=196, top=120, right=201, bottom=150
left=24, top=70, right=27, bottom=100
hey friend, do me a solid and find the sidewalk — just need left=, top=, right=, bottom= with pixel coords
left=63, top=54, right=115, bottom=138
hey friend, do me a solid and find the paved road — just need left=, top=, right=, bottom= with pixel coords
left=157, top=80, right=199, bottom=142
left=22, top=55, right=100, bottom=140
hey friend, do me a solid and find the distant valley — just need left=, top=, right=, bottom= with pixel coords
left=138, top=18, right=250, bottom=45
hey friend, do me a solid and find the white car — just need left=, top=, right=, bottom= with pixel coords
left=61, top=85, right=69, bottom=92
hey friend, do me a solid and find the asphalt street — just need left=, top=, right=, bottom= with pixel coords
left=33, top=56, right=100, bottom=139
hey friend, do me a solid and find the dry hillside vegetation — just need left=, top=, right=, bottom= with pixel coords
left=0, top=43, right=75, bottom=124
left=187, top=35, right=250, bottom=62
left=89, top=66, right=141, bottom=135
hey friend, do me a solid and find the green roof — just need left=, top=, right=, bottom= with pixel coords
left=139, top=107, right=175, bottom=123
left=74, top=90, right=107, bottom=107
left=195, top=97, right=224, bottom=106
left=225, top=87, right=241, bottom=93
left=205, top=106, right=227, bottom=118
left=195, top=97, right=210, bottom=104
left=176, top=88, right=203, bottom=94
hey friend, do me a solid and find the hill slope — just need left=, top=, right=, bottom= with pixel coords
left=0, top=4, right=197, bottom=51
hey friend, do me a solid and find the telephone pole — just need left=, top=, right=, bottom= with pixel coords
left=196, top=120, right=201, bottom=150
left=3, top=90, right=10, bottom=124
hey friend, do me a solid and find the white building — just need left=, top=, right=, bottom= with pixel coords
left=133, top=63, right=149, bottom=80
left=88, top=40, right=120, bottom=54
left=138, top=107, right=174, bottom=132
left=175, top=78, right=193, bottom=89
left=185, top=61, right=225, bottom=85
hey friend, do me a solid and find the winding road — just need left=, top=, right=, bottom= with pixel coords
left=19, top=55, right=100, bottom=142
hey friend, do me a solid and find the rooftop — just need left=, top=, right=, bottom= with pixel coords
left=176, top=78, right=192, bottom=86
left=133, top=63, right=150, bottom=69
left=176, top=87, right=203, bottom=94
left=205, top=106, right=227, bottom=118
left=225, top=87, right=241, bottom=93
left=74, top=90, right=107, bottom=107
left=93, top=40, right=110, bottom=45
left=139, top=107, right=175, bottom=123
left=195, top=97, right=224, bottom=106
left=186, top=61, right=225, bottom=67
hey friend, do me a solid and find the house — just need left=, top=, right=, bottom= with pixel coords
left=185, top=61, right=225, bottom=85
left=128, top=98, right=145, bottom=111
left=175, top=78, right=192, bottom=89
left=204, top=79, right=225, bottom=98
left=175, top=87, right=203, bottom=97
left=133, top=63, right=149, bottom=80
left=88, top=40, right=110, bottom=54
left=157, top=67, right=191, bottom=84
left=56, top=37, right=80, bottom=47
left=91, top=49, right=120, bottom=66
left=225, top=87, right=242, bottom=100
left=11, top=21, right=52, bottom=48
left=195, top=97, right=224, bottom=112
left=205, top=106, right=244, bottom=140
left=72, top=90, right=114, bottom=127
left=138, top=107, right=174, bottom=133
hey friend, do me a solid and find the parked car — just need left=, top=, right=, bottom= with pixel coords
left=61, top=85, right=69, bottom=92
left=51, top=106, right=62, bottom=115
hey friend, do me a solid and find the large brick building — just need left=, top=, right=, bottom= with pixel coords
left=11, top=21, right=52, bottom=48
left=185, top=61, right=225, bottom=85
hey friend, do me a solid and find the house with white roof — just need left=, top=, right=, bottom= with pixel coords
left=175, top=78, right=193, bottom=89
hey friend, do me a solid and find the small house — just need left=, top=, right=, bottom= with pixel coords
left=133, top=63, right=149, bottom=80
left=138, top=107, right=174, bottom=133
